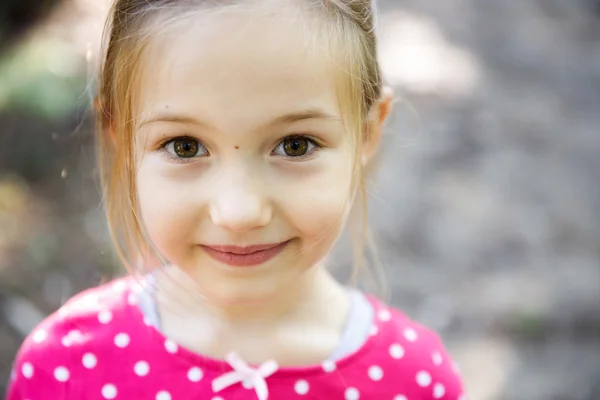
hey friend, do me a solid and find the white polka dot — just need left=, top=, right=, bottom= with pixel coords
left=187, top=366, right=203, bottom=382
left=156, top=390, right=171, bottom=400
left=345, top=387, right=360, bottom=400
left=164, top=339, right=178, bottom=353
left=114, top=333, right=130, bottom=348
left=369, top=325, right=379, bottom=336
left=212, top=397, right=224, bottom=400
left=54, top=366, right=70, bottom=382
left=294, top=380, right=309, bottom=395
left=394, top=396, right=408, bottom=400
left=21, top=362, right=34, bottom=379
left=102, top=384, right=117, bottom=399
left=368, top=365, right=383, bottom=381
left=433, top=383, right=445, bottom=398
left=432, top=351, right=443, bottom=365
left=404, top=327, right=418, bottom=342
left=61, top=330, right=82, bottom=347
left=112, top=281, right=126, bottom=292
left=82, top=353, right=97, bottom=369
left=321, top=360, right=336, bottom=372
left=389, top=343, right=405, bottom=359
left=98, top=310, right=113, bottom=324
left=378, top=309, right=391, bottom=321
left=134, top=361, right=150, bottom=376
left=416, top=370, right=432, bottom=387
left=58, top=307, right=69, bottom=320
left=80, top=293, right=98, bottom=306
left=32, top=329, right=47, bottom=343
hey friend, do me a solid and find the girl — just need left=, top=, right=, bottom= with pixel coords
left=8, top=0, right=466, bottom=399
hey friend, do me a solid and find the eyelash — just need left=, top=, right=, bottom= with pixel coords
left=157, top=135, right=322, bottom=163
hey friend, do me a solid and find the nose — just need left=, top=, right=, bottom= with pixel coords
left=209, top=170, right=272, bottom=233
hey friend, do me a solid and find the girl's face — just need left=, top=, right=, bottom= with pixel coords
left=135, top=8, right=361, bottom=305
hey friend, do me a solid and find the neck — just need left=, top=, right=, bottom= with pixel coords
left=153, top=265, right=347, bottom=328
left=151, top=265, right=350, bottom=365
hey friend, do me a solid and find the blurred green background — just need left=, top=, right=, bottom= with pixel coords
left=1, top=1, right=599, bottom=399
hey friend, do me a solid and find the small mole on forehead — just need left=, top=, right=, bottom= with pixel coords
left=165, top=105, right=169, bottom=109
left=234, top=146, right=239, bottom=150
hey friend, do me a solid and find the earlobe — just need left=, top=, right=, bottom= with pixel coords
left=378, top=86, right=394, bottom=124
left=362, top=86, right=394, bottom=165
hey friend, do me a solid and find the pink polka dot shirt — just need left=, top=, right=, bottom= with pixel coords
left=7, top=278, right=466, bottom=400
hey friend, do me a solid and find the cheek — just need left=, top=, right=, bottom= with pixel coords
left=136, top=161, right=198, bottom=254
left=279, top=157, right=354, bottom=240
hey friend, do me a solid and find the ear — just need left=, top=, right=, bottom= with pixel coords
left=362, top=86, right=394, bottom=165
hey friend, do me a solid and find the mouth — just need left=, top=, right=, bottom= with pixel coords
left=201, top=240, right=290, bottom=267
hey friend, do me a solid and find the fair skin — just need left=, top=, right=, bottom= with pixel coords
left=133, top=5, right=392, bottom=366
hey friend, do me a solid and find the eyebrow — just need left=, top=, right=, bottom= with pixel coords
left=272, top=109, right=341, bottom=124
left=137, top=108, right=340, bottom=129
left=137, top=114, right=209, bottom=130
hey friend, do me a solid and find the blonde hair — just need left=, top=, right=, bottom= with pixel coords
left=96, top=0, right=385, bottom=293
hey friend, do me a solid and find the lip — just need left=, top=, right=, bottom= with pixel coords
left=201, top=241, right=290, bottom=267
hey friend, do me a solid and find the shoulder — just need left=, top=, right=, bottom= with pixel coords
left=365, top=297, right=467, bottom=400
left=6, top=277, right=143, bottom=400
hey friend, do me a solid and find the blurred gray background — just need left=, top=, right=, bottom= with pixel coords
left=1, top=0, right=599, bottom=399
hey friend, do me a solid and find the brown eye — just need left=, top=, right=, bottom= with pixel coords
left=282, top=137, right=309, bottom=157
left=272, top=136, right=319, bottom=159
left=174, top=138, right=198, bottom=157
left=164, top=137, right=208, bottom=159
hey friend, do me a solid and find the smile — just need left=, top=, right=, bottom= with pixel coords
left=201, top=241, right=290, bottom=267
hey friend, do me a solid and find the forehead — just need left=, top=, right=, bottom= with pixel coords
left=136, top=5, right=342, bottom=128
